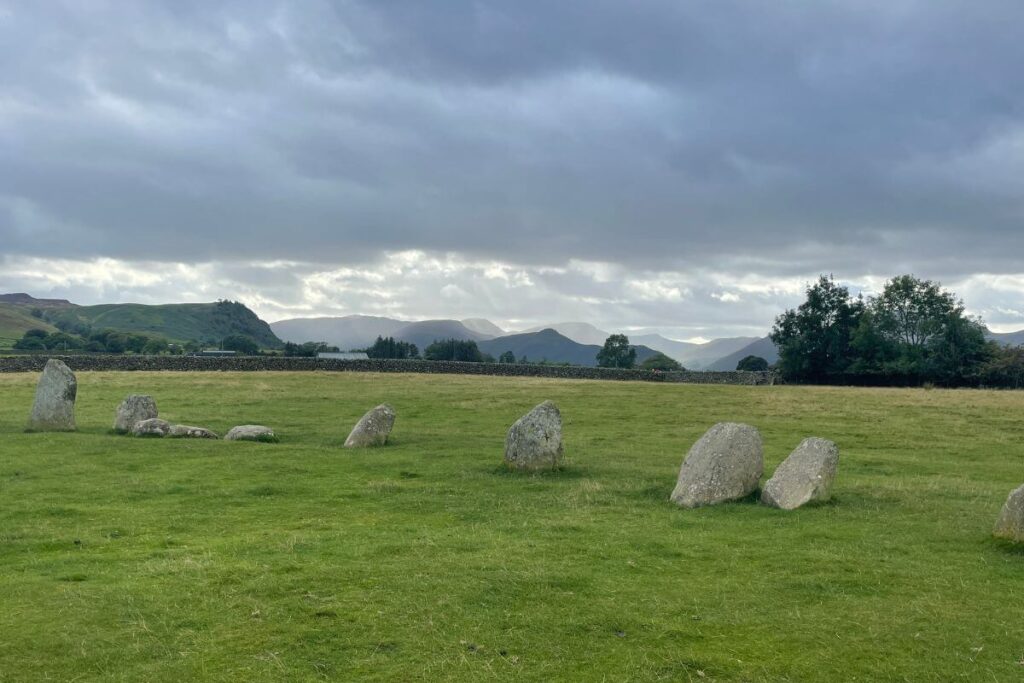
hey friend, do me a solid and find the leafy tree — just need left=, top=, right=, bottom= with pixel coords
left=980, top=344, right=1024, bottom=388
left=44, top=332, right=83, bottom=351
left=498, top=351, right=516, bottom=364
left=222, top=334, right=260, bottom=355
left=736, top=355, right=769, bottom=372
left=640, top=352, right=682, bottom=371
left=30, top=308, right=43, bottom=319
left=142, top=338, right=170, bottom=355
left=423, top=338, right=483, bottom=362
left=596, top=334, right=637, bottom=369
left=853, top=275, right=989, bottom=383
left=13, top=337, right=45, bottom=350
left=770, top=275, right=864, bottom=382
left=284, top=341, right=342, bottom=357
left=24, top=328, right=49, bottom=340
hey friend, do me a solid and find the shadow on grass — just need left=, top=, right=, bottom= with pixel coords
left=991, top=537, right=1024, bottom=556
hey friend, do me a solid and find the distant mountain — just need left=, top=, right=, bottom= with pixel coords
left=705, top=336, right=780, bottom=371
left=461, top=318, right=504, bottom=338
left=521, top=322, right=610, bottom=346
left=630, top=334, right=700, bottom=366
left=271, top=315, right=407, bottom=350
left=46, top=300, right=282, bottom=348
left=986, top=329, right=1024, bottom=347
left=480, top=328, right=658, bottom=367
left=393, top=319, right=489, bottom=351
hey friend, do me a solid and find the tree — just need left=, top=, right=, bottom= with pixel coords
left=596, top=334, right=636, bottom=369
left=13, top=337, right=45, bottom=350
left=423, top=338, right=483, bottom=362
left=142, top=338, right=170, bottom=355
left=498, top=351, right=516, bottom=364
left=855, top=275, right=989, bottom=383
left=24, top=328, right=49, bottom=340
left=770, top=275, right=864, bottom=382
left=640, top=352, right=682, bottom=371
left=222, top=334, right=259, bottom=355
left=736, top=355, right=769, bottom=372
left=365, top=336, right=418, bottom=359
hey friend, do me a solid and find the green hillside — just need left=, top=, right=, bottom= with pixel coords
left=45, top=300, right=282, bottom=348
left=0, top=304, right=58, bottom=348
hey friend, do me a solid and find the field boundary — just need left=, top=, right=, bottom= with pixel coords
left=0, top=355, right=775, bottom=385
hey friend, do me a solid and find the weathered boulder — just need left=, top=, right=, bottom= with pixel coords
left=761, top=437, right=839, bottom=510
left=132, top=418, right=172, bottom=437
left=504, top=400, right=563, bottom=470
left=169, top=424, right=219, bottom=439
left=993, top=484, right=1024, bottom=543
left=225, top=425, right=277, bottom=442
left=113, top=395, right=158, bottom=433
left=27, top=359, right=77, bottom=431
left=670, top=422, right=763, bottom=508
left=344, top=404, right=396, bottom=447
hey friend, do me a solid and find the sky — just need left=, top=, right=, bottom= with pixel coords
left=2, top=1, right=1023, bottom=341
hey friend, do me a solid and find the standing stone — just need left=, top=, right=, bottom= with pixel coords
left=670, top=422, right=763, bottom=508
left=27, top=359, right=77, bottom=431
left=344, top=404, right=396, bottom=447
left=225, top=425, right=278, bottom=442
left=169, top=424, right=220, bottom=439
left=993, top=484, right=1024, bottom=543
left=113, top=395, right=158, bottom=433
left=504, top=401, right=563, bottom=471
left=132, top=418, right=172, bottom=437
left=761, top=437, right=839, bottom=510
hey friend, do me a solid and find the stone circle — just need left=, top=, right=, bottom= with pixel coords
left=504, top=400, right=563, bottom=471
left=670, top=422, right=763, bottom=508
left=27, top=359, right=77, bottom=432
left=761, top=437, right=839, bottom=510
left=344, top=404, right=396, bottom=447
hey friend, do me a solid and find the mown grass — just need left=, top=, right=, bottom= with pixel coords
left=0, top=371, right=1022, bottom=682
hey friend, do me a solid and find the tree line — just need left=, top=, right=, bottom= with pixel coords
left=771, top=274, right=1024, bottom=387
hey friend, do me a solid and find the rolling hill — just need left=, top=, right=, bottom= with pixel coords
left=460, top=318, right=505, bottom=337
left=479, top=328, right=659, bottom=367
left=0, top=303, right=59, bottom=347
left=45, top=300, right=282, bottom=348
left=271, top=315, right=408, bottom=350
left=986, top=329, right=1024, bottom=347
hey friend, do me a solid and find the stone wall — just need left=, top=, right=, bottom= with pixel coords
left=0, top=355, right=776, bottom=385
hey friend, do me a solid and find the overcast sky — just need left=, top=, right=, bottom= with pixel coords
left=2, top=1, right=1023, bottom=340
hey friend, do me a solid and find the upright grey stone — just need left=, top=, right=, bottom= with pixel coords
left=169, top=424, right=220, bottom=439
left=225, top=425, right=277, bottom=442
left=27, top=359, right=77, bottom=431
left=344, top=404, right=396, bottom=447
left=671, top=422, right=763, bottom=508
left=993, top=484, right=1024, bottom=543
left=113, top=395, right=158, bottom=433
left=761, top=437, right=839, bottom=510
left=132, top=418, right=172, bottom=437
left=504, top=400, right=563, bottom=471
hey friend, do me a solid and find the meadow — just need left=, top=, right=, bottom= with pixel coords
left=1, top=371, right=1022, bottom=681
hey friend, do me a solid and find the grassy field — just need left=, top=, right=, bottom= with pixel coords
left=1, top=372, right=1022, bottom=681
left=0, top=304, right=56, bottom=348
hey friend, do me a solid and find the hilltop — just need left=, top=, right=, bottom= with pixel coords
left=1, top=294, right=282, bottom=349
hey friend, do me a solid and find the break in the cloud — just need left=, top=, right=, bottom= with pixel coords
left=1, top=1, right=1023, bottom=336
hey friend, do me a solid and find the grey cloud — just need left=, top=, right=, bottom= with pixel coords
left=1, top=1, right=1024, bottom=314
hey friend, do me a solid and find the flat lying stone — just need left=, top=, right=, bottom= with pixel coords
left=671, top=422, right=763, bottom=508
left=993, top=484, right=1024, bottom=543
left=344, top=404, right=396, bottom=447
left=168, top=424, right=219, bottom=439
left=225, top=425, right=278, bottom=442
left=761, top=437, right=839, bottom=510
left=504, top=400, right=563, bottom=471
left=27, top=359, right=77, bottom=432
left=113, top=394, right=158, bottom=433
left=132, top=418, right=172, bottom=437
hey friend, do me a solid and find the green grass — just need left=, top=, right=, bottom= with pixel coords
left=1, top=372, right=1023, bottom=681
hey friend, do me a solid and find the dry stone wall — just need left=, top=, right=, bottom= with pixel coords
left=0, top=355, right=776, bottom=385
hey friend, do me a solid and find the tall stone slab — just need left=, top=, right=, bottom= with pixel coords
left=27, top=359, right=77, bottom=432
left=504, top=400, right=563, bottom=471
